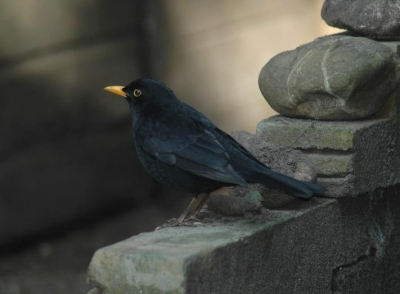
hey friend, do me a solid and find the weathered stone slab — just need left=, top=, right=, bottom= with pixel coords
left=257, top=109, right=400, bottom=197
left=88, top=186, right=400, bottom=293
left=257, top=116, right=390, bottom=151
left=87, top=199, right=331, bottom=293
left=307, top=153, right=354, bottom=176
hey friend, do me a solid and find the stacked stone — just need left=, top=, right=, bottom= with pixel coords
left=322, top=0, right=400, bottom=39
left=254, top=1, right=400, bottom=197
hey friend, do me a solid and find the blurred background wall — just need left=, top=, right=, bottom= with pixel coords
left=160, top=0, right=339, bottom=132
left=0, top=0, right=340, bottom=247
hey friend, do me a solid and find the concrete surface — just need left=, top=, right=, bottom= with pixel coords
left=87, top=184, right=400, bottom=293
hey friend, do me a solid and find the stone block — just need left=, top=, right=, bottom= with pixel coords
left=87, top=199, right=332, bottom=293
left=257, top=116, right=369, bottom=151
left=87, top=186, right=400, bottom=293
left=256, top=90, right=400, bottom=197
left=307, top=153, right=354, bottom=176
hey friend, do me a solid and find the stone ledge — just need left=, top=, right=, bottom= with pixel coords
left=256, top=114, right=400, bottom=197
left=306, top=153, right=354, bottom=176
left=87, top=185, right=400, bottom=293
left=255, top=86, right=400, bottom=198
left=256, top=116, right=390, bottom=152
left=87, top=199, right=332, bottom=293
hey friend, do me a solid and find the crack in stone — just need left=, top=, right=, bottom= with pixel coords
left=331, top=253, right=371, bottom=292
left=321, top=43, right=346, bottom=107
left=299, top=148, right=354, bottom=155
left=286, top=49, right=317, bottom=104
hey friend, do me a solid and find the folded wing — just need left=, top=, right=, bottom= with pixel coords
left=137, top=117, right=247, bottom=185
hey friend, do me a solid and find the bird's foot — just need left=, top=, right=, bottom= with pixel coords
left=155, top=217, right=205, bottom=230
left=184, top=215, right=211, bottom=224
left=155, top=218, right=179, bottom=230
left=184, top=215, right=202, bottom=222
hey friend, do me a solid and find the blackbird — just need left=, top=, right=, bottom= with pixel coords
left=105, top=78, right=325, bottom=224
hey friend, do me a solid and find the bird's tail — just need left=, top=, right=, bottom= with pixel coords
left=250, top=168, right=326, bottom=199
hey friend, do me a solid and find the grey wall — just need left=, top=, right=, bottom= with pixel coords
left=0, top=1, right=169, bottom=245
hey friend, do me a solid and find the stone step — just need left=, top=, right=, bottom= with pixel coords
left=256, top=96, right=400, bottom=197
left=87, top=186, right=400, bottom=293
left=88, top=199, right=334, bottom=293
left=257, top=116, right=391, bottom=152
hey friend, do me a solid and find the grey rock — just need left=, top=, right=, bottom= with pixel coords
left=259, top=35, right=400, bottom=120
left=244, top=190, right=264, bottom=202
left=322, top=0, right=400, bottom=37
left=207, top=194, right=262, bottom=216
left=228, top=131, right=316, bottom=208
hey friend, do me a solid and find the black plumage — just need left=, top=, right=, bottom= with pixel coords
left=105, top=78, right=325, bottom=221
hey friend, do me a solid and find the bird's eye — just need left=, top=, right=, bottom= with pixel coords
left=133, top=89, right=142, bottom=97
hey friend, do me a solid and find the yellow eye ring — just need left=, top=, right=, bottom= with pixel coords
left=133, top=89, right=142, bottom=97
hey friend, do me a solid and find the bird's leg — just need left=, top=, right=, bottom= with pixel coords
left=177, top=193, right=209, bottom=224
left=175, top=197, right=200, bottom=224
left=187, top=193, right=210, bottom=220
left=156, top=193, right=210, bottom=230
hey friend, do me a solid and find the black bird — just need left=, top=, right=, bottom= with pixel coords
left=105, top=78, right=325, bottom=224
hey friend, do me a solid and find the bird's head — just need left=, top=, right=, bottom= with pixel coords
left=104, top=78, right=179, bottom=114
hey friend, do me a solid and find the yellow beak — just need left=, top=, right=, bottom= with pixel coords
left=104, top=86, right=126, bottom=97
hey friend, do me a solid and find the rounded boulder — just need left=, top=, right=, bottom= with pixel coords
left=259, top=35, right=400, bottom=120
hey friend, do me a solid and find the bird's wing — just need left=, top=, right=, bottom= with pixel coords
left=214, top=128, right=261, bottom=162
left=137, top=116, right=247, bottom=185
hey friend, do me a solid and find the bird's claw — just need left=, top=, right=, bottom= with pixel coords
left=184, top=215, right=202, bottom=222
left=155, top=218, right=206, bottom=230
